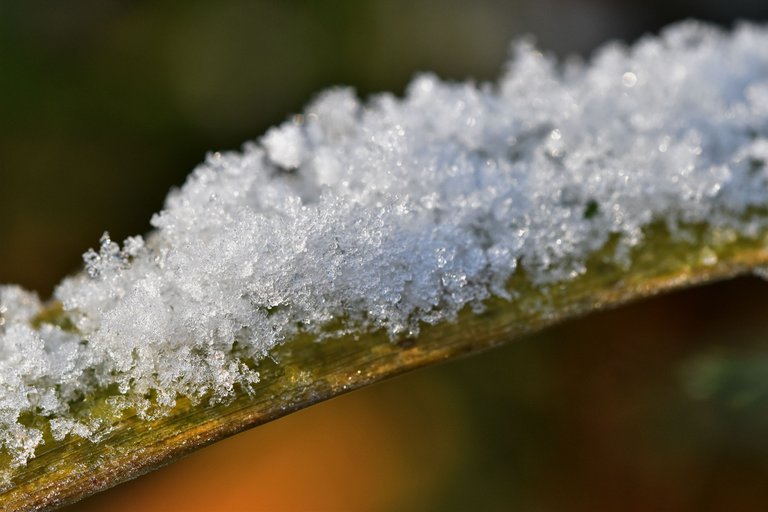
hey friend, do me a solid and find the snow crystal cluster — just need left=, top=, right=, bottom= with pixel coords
left=3, top=21, right=768, bottom=466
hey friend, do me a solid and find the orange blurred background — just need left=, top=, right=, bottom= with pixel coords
left=4, top=1, right=768, bottom=510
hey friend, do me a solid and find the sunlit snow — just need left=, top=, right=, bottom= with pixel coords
left=2, top=21, right=768, bottom=466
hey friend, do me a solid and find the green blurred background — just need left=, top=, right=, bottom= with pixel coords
left=4, top=1, right=768, bottom=510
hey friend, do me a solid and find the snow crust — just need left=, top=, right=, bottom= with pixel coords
left=3, top=21, right=768, bottom=466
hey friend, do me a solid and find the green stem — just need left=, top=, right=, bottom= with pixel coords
left=2, top=222, right=768, bottom=511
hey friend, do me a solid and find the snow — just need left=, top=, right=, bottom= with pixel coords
left=3, top=20, right=768, bottom=466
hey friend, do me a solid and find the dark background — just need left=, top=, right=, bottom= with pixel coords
left=4, top=1, right=768, bottom=510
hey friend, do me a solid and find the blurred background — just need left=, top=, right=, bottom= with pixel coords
left=3, top=0, right=768, bottom=510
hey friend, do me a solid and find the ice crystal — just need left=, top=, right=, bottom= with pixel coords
left=3, top=21, right=768, bottom=466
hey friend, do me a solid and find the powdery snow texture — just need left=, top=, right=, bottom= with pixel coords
left=2, top=21, right=768, bottom=466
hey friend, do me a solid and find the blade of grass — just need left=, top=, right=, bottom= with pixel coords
left=1, top=221, right=768, bottom=511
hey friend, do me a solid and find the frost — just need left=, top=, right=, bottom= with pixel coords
left=4, top=20, right=768, bottom=466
